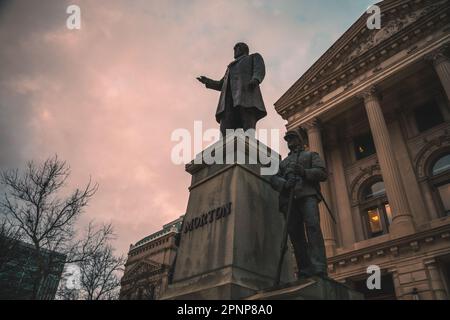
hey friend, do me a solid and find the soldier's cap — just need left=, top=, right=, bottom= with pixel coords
left=284, top=128, right=307, bottom=142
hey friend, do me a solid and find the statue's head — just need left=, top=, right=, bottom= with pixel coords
left=234, top=42, right=249, bottom=59
left=284, top=128, right=307, bottom=151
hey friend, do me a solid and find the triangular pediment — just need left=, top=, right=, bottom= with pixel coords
left=123, top=258, right=163, bottom=280
left=275, top=0, right=449, bottom=114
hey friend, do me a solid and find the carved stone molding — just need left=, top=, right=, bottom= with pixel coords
left=342, top=4, right=438, bottom=66
left=301, top=117, right=322, bottom=133
left=356, top=85, right=380, bottom=104
left=122, top=259, right=164, bottom=283
left=414, top=134, right=450, bottom=179
left=275, top=0, right=450, bottom=118
left=349, top=164, right=382, bottom=206
left=424, top=43, right=450, bottom=66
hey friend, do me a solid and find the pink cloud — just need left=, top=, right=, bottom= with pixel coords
left=0, top=0, right=371, bottom=255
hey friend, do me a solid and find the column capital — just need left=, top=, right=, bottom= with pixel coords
left=425, top=44, right=450, bottom=66
left=302, top=117, right=322, bottom=133
left=357, top=86, right=381, bottom=104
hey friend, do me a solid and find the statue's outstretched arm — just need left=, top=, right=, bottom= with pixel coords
left=205, top=77, right=224, bottom=91
left=197, top=75, right=224, bottom=91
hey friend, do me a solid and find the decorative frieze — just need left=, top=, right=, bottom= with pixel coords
left=275, top=0, right=450, bottom=120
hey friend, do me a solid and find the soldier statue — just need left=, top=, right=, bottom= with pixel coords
left=270, top=128, right=328, bottom=278
left=197, top=42, right=267, bottom=136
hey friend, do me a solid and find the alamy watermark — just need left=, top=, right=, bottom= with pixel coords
left=366, top=265, right=381, bottom=290
left=366, top=4, right=381, bottom=30
left=66, top=5, right=81, bottom=30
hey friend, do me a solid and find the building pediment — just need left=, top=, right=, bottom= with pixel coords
left=122, top=258, right=164, bottom=281
left=275, top=0, right=450, bottom=119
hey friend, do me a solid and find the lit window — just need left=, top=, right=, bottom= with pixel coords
left=385, top=204, right=393, bottom=224
left=367, top=208, right=383, bottom=235
left=354, top=133, right=376, bottom=160
left=360, top=179, right=391, bottom=238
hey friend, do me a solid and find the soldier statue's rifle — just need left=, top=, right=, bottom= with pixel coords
left=315, top=186, right=337, bottom=224
left=274, top=147, right=302, bottom=287
left=307, top=151, right=337, bottom=225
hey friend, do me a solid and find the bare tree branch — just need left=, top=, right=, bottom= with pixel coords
left=0, top=155, right=112, bottom=300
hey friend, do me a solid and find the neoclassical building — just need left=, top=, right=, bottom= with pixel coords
left=274, top=0, right=450, bottom=299
left=119, top=216, right=183, bottom=300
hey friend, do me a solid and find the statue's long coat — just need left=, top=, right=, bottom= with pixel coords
left=206, top=53, right=267, bottom=123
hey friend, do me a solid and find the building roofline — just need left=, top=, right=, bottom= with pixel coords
left=274, top=0, right=396, bottom=111
left=130, top=215, right=184, bottom=250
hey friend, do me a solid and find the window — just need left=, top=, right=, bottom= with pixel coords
left=361, top=181, right=386, bottom=200
left=414, top=102, right=444, bottom=133
left=354, top=133, right=376, bottom=160
left=359, top=179, right=391, bottom=238
left=429, top=153, right=450, bottom=216
left=432, top=154, right=450, bottom=176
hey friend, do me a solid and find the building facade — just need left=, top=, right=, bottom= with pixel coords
left=275, top=0, right=450, bottom=300
left=119, top=216, right=183, bottom=300
left=0, top=239, right=65, bottom=300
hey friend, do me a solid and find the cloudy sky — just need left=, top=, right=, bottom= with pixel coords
left=0, top=0, right=375, bottom=256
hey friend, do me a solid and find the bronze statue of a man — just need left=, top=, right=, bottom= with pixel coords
left=270, top=129, right=328, bottom=278
left=197, top=42, right=267, bottom=136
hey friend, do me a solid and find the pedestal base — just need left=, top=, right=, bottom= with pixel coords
left=161, top=134, right=296, bottom=300
left=245, top=277, right=364, bottom=300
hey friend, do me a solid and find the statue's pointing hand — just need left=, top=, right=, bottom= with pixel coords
left=197, top=76, right=210, bottom=85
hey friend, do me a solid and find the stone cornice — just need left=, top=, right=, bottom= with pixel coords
left=275, top=0, right=450, bottom=120
left=286, top=35, right=450, bottom=131
left=301, top=117, right=321, bottom=133
left=328, top=220, right=450, bottom=267
left=355, top=85, right=380, bottom=103
left=424, top=43, right=450, bottom=65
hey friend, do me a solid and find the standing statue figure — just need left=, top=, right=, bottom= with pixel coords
left=270, top=129, right=328, bottom=278
left=197, top=42, right=267, bottom=136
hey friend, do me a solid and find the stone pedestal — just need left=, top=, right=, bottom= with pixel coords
left=245, top=276, right=364, bottom=300
left=161, top=133, right=296, bottom=300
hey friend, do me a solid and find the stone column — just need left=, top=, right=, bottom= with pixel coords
left=388, top=268, right=403, bottom=300
left=428, top=45, right=450, bottom=101
left=424, top=259, right=448, bottom=300
left=329, top=128, right=355, bottom=247
left=358, top=87, right=415, bottom=236
left=303, top=118, right=337, bottom=256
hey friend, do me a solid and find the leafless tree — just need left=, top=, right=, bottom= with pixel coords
left=0, top=155, right=114, bottom=299
left=75, top=244, right=125, bottom=300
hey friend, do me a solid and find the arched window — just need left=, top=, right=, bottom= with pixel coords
left=429, top=153, right=450, bottom=216
left=361, top=181, right=386, bottom=201
left=432, top=154, right=450, bottom=176
left=359, top=178, right=392, bottom=239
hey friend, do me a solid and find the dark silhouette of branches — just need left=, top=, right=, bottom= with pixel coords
left=0, top=155, right=114, bottom=299
left=77, top=244, right=125, bottom=300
